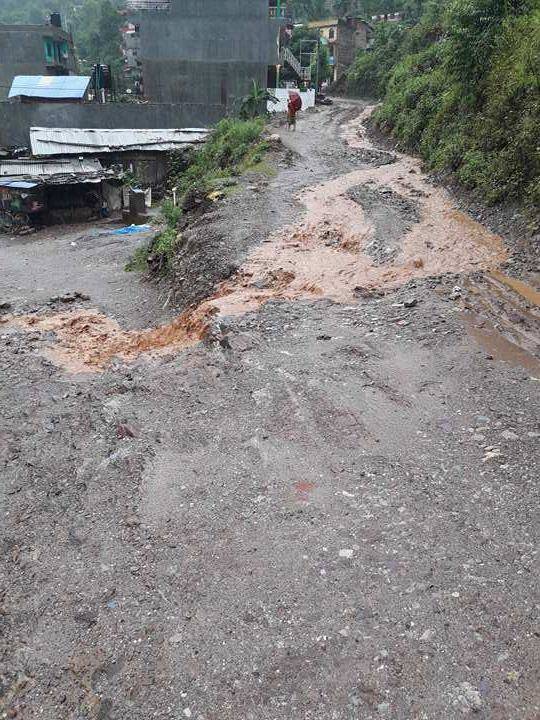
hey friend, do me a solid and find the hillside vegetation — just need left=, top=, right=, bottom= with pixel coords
left=347, top=0, right=540, bottom=212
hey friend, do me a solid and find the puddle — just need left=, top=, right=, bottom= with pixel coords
left=463, top=313, right=540, bottom=375
left=7, top=106, right=515, bottom=373
left=489, top=270, right=540, bottom=307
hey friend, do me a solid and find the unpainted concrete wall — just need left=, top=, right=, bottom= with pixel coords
left=0, top=25, right=77, bottom=101
left=0, top=101, right=224, bottom=148
left=135, top=0, right=279, bottom=107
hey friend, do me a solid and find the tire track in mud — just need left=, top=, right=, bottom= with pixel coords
left=1, top=105, right=526, bottom=374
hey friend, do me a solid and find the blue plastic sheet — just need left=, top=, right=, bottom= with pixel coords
left=112, top=224, right=152, bottom=235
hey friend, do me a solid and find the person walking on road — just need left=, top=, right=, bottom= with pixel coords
left=287, top=90, right=302, bottom=131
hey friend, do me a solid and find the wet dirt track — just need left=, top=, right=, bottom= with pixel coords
left=0, top=101, right=539, bottom=720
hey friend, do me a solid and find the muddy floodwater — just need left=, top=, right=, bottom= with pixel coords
left=4, top=106, right=535, bottom=374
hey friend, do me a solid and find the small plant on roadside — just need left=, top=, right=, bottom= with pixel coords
left=239, top=80, right=278, bottom=119
left=125, top=243, right=151, bottom=272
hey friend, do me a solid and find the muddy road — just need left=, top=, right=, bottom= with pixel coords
left=1, top=101, right=539, bottom=720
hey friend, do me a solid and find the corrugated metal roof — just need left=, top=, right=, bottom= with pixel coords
left=0, top=158, right=112, bottom=186
left=30, top=127, right=209, bottom=156
left=9, top=75, right=91, bottom=100
left=0, top=158, right=104, bottom=177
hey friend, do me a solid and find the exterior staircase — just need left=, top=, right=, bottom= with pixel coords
left=281, top=46, right=311, bottom=81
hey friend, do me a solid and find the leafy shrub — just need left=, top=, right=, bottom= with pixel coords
left=348, top=0, right=540, bottom=213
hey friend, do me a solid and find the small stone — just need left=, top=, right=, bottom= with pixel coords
left=505, top=670, right=520, bottom=684
left=124, top=516, right=141, bottom=527
left=339, top=627, right=350, bottom=637
left=457, top=682, right=483, bottom=712
left=377, top=702, right=390, bottom=715
left=339, top=548, right=354, bottom=559
left=183, top=709, right=192, bottom=718
left=170, top=633, right=182, bottom=644
left=116, top=423, right=137, bottom=439
left=420, top=629, right=434, bottom=641
left=0, top=301, right=11, bottom=311
left=403, top=298, right=417, bottom=308
left=500, top=430, right=519, bottom=440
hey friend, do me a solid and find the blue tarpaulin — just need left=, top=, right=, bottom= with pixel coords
left=112, top=225, right=152, bottom=235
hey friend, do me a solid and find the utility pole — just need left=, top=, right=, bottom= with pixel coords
left=314, top=29, right=321, bottom=93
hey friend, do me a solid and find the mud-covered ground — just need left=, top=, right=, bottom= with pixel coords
left=1, top=101, right=539, bottom=720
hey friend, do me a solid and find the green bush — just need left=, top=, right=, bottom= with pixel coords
left=347, top=0, right=540, bottom=212
left=144, top=117, right=267, bottom=274
left=172, top=117, right=266, bottom=198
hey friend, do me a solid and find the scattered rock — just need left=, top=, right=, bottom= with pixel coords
left=403, top=298, right=418, bottom=308
left=124, top=516, right=141, bottom=528
left=116, top=423, right=137, bottom=439
left=449, top=286, right=463, bottom=300
left=339, top=548, right=354, bottom=559
left=317, top=334, right=332, bottom=341
left=454, top=682, right=483, bottom=713
left=0, top=301, right=12, bottom=311
left=505, top=670, right=520, bottom=684
left=500, top=430, right=519, bottom=441
left=49, top=291, right=90, bottom=304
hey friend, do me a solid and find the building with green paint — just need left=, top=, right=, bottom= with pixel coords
left=0, top=17, right=77, bottom=102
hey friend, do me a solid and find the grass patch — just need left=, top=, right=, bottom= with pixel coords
left=125, top=243, right=151, bottom=272
left=143, top=117, right=268, bottom=274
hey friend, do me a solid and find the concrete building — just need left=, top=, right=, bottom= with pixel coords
left=308, top=16, right=373, bottom=83
left=126, top=0, right=284, bottom=110
left=121, top=22, right=143, bottom=95
left=0, top=18, right=77, bottom=101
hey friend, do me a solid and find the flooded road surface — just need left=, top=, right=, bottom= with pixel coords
left=2, top=100, right=539, bottom=720
left=4, top=106, right=535, bottom=375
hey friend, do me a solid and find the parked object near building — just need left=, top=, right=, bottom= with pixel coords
left=125, top=0, right=284, bottom=112
left=0, top=18, right=77, bottom=101
left=308, top=17, right=374, bottom=83
left=0, top=157, right=121, bottom=229
left=8, top=76, right=91, bottom=103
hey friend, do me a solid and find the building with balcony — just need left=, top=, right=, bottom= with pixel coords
left=125, top=0, right=285, bottom=111
left=0, top=17, right=77, bottom=101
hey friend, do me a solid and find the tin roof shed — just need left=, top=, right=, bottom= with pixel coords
left=30, top=127, right=209, bottom=156
left=8, top=76, right=91, bottom=100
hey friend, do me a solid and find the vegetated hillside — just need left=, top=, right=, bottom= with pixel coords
left=347, top=0, right=540, bottom=214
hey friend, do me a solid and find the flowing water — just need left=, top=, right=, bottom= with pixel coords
left=5, top=106, right=536, bottom=373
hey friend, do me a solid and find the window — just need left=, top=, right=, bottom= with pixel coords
left=44, top=38, right=54, bottom=62
left=329, top=28, right=335, bottom=40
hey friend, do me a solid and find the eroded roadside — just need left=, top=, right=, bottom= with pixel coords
left=0, top=101, right=539, bottom=720
left=2, top=104, right=536, bottom=374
